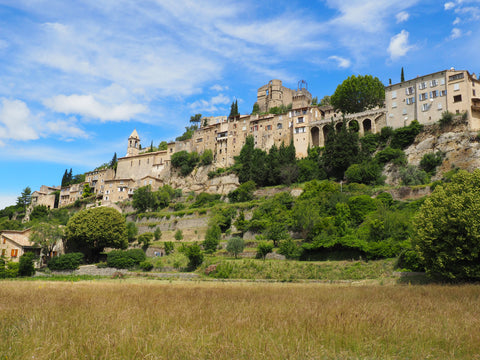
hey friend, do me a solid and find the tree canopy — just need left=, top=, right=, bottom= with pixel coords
left=64, top=207, right=128, bottom=261
left=413, top=170, right=480, bottom=281
left=330, top=75, right=385, bottom=114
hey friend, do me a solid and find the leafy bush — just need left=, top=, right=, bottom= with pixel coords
left=345, top=160, right=383, bottom=185
left=106, top=249, right=146, bottom=269
left=173, top=203, right=186, bottom=211
left=399, top=165, right=429, bottom=185
left=154, top=227, right=162, bottom=240
left=164, top=241, right=174, bottom=255
left=226, top=237, right=245, bottom=258
left=278, top=238, right=300, bottom=260
left=359, top=133, right=379, bottom=155
left=375, top=147, right=406, bottom=165
left=170, top=150, right=200, bottom=176
left=396, top=249, right=424, bottom=272
left=190, top=192, right=221, bottom=208
left=200, top=149, right=213, bottom=165
left=256, top=241, right=273, bottom=260
left=419, top=151, right=444, bottom=175
left=0, top=261, right=19, bottom=278
left=137, top=232, right=154, bottom=248
left=174, top=230, right=183, bottom=241
left=18, top=252, right=35, bottom=277
left=391, top=120, right=423, bottom=149
left=139, top=261, right=154, bottom=272
left=439, top=111, right=454, bottom=127
left=379, top=126, right=394, bottom=145
left=228, top=180, right=256, bottom=203
left=185, top=243, right=204, bottom=270
left=48, top=253, right=84, bottom=271
left=203, top=224, right=221, bottom=253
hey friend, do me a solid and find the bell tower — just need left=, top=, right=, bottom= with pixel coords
left=127, top=129, right=140, bottom=157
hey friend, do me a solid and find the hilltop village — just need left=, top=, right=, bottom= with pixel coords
left=30, top=68, right=480, bottom=210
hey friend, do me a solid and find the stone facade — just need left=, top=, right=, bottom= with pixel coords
left=28, top=70, right=480, bottom=208
left=385, top=69, right=480, bottom=130
left=0, top=229, right=39, bottom=262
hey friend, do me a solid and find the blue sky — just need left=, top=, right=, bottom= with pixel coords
left=1, top=0, right=479, bottom=208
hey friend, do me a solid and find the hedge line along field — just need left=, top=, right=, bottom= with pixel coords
left=1, top=281, right=479, bottom=360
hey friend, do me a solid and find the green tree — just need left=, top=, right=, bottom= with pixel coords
left=234, top=135, right=255, bottom=183
left=203, top=224, right=221, bottom=253
left=30, top=205, right=49, bottom=221
left=126, top=221, right=138, bottom=242
left=265, top=223, right=288, bottom=247
left=401, top=67, right=405, bottom=82
left=190, top=113, right=202, bottom=127
left=138, top=232, right=154, bottom=249
left=164, top=241, right=174, bottom=255
left=158, top=141, right=168, bottom=150
left=110, top=152, right=118, bottom=171
left=185, top=243, right=204, bottom=269
left=200, top=149, right=213, bottom=165
left=132, top=185, right=156, bottom=212
left=18, top=252, right=35, bottom=277
left=330, top=75, right=385, bottom=114
left=256, top=241, right=273, bottom=260
left=174, top=229, right=183, bottom=241
left=226, top=237, right=245, bottom=258
left=413, top=170, right=480, bottom=281
left=16, top=186, right=32, bottom=212
left=251, top=102, right=260, bottom=115
left=64, top=207, right=128, bottom=262
left=319, top=95, right=331, bottom=106
left=30, top=223, right=64, bottom=264
left=82, top=184, right=94, bottom=198
left=228, top=180, right=256, bottom=203
left=154, top=227, right=162, bottom=241
left=229, top=100, right=239, bottom=118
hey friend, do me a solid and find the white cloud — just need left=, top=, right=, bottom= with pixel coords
left=445, top=2, right=456, bottom=10
left=450, top=27, right=463, bottom=39
left=453, top=16, right=461, bottom=24
left=388, top=30, right=413, bottom=60
left=210, top=84, right=229, bottom=92
left=396, top=11, right=410, bottom=23
left=190, top=94, right=231, bottom=113
left=44, top=118, right=89, bottom=140
left=0, top=98, right=39, bottom=144
left=44, top=93, right=147, bottom=122
left=328, top=56, right=351, bottom=68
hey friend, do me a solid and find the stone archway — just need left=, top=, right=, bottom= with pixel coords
left=349, top=120, right=359, bottom=132
left=311, top=126, right=320, bottom=147
left=322, top=125, right=330, bottom=143
left=335, top=122, right=343, bottom=131
left=363, top=118, right=372, bottom=133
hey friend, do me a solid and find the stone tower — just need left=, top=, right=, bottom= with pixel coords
left=127, top=129, right=140, bottom=157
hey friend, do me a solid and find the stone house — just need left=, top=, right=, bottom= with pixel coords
left=0, top=229, right=40, bottom=262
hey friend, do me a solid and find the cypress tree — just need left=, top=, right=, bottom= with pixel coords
left=401, top=67, right=405, bottom=82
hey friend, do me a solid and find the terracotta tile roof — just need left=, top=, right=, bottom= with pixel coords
left=1, top=229, right=36, bottom=248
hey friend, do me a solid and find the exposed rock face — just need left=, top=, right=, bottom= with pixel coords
left=384, top=119, right=480, bottom=185
left=158, top=165, right=239, bottom=195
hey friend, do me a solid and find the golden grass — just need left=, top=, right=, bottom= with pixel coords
left=1, top=281, right=479, bottom=359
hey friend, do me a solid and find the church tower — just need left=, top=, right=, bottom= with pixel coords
left=127, top=129, right=140, bottom=157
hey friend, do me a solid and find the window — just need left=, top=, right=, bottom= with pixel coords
left=473, top=90, right=476, bottom=96
left=454, top=84, right=460, bottom=91
left=430, top=79, right=438, bottom=87
left=2, top=237, right=5, bottom=244
left=277, top=123, right=283, bottom=129
left=11, top=249, right=18, bottom=257
left=1, top=249, right=5, bottom=256
left=441, top=78, right=445, bottom=85
left=440, top=90, right=447, bottom=97
left=438, top=103, right=443, bottom=110
left=406, top=86, right=415, bottom=95
left=406, top=97, right=415, bottom=105
left=402, top=108, right=407, bottom=115
left=391, top=91, right=397, bottom=99
left=266, top=125, right=272, bottom=130
left=449, top=73, right=464, bottom=81
left=297, top=117, right=304, bottom=124
left=419, top=93, right=428, bottom=101
left=430, top=90, right=439, bottom=98
left=454, top=94, right=462, bottom=102
left=418, top=82, right=427, bottom=90
left=294, top=127, right=306, bottom=134
left=422, top=103, right=430, bottom=112
left=392, top=102, right=397, bottom=108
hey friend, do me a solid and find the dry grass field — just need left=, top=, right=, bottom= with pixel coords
left=1, top=280, right=479, bottom=359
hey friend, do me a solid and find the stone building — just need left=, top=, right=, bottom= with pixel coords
left=385, top=68, right=480, bottom=130
left=0, top=229, right=39, bottom=262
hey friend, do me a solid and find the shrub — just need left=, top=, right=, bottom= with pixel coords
left=375, top=147, right=406, bottom=165
left=256, top=241, right=273, bottom=260
left=203, top=224, right=221, bottom=253
left=174, top=230, right=183, bottom=241
left=170, top=150, right=200, bottom=176
left=359, top=133, right=379, bottom=155
left=226, top=237, right=245, bottom=258
left=278, top=238, right=300, bottom=259
left=228, top=180, right=256, bottom=203
left=399, top=165, right=429, bottom=185
left=379, top=126, right=394, bottom=145
left=107, top=249, right=146, bottom=269
left=154, top=227, right=162, bottom=241
left=18, top=252, right=35, bottom=277
left=137, top=232, right=154, bottom=248
left=173, top=203, right=186, bottom=211
left=200, top=149, right=213, bottom=165
left=48, top=253, right=84, bottom=271
left=419, top=151, right=444, bottom=175
left=164, top=241, right=174, bottom=255
left=191, top=192, right=221, bottom=208
left=185, top=243, right=204, bottom=270
left=391, top=120, right=423, bottom=149
left=345, top=160, right=383, bottom=185
left=396, top=249, right=424, bottom=272
left=139, top=261, right=154, bottom=272
left=439, top=111, right=454, bottom=127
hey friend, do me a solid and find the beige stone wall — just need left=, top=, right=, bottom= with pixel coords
left=59, top=183, right=83, bottom=207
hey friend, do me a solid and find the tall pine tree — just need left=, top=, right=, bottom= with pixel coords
left=401, top=67, right=405, bottom=82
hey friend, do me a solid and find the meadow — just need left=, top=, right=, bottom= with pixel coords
left=1, top=280, right=479, bottom=359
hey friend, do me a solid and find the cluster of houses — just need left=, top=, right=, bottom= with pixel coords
left=2, top=68, right=479, bottom=264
